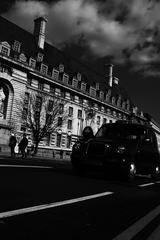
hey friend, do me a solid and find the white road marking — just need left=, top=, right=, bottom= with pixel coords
left=0, top=164, right=52, bottom=169
left=138, top=182, right=155, bottom=187
left=0, top=191, right=113, bottom=219
left=113, top=204, right=160, bottom=240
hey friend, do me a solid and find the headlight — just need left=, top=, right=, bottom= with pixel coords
left=105, top=143, right=110, bottom=149
left=116, top=146, right=126, bottom=154
left=73, top=142, right=81, bottom=150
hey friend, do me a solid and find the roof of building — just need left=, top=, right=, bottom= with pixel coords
left=0, top=15, right=134, bottom=107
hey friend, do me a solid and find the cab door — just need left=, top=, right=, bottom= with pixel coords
left=136, top=129, right=157, bottom=174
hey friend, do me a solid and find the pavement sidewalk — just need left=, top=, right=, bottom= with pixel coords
left=0, top=152, right=72, bottom=167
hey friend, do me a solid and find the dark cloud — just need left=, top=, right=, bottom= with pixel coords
left=0, top=0, right=16, bottom=14
left=2, top=0, right=160, bottom=76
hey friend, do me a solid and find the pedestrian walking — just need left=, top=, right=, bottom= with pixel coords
left=9, top=133, right=17, bottom=158
left=18, top=133, right=28, bottom=159
left=82, top=126, right=94, bottom=140
left=14, top=142, right=19, bottom=156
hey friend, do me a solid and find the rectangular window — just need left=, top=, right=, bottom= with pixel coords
left=59, top=72, right=63, bottom=81
left=70, top=94, right=74, bottom=101
left=97, top=116, right=100, bottom=125
left=59, top=104, right=64, bottom=114
left=58, top=117, right=63, bottom=127
left=35, top=111, right=40, bottom=122
left=21, top=125, right=26, bottom=132
left=98, top=105, right=101, bottom=111
left=27, top=78, right=32, bottom=86
left=36, top=96, right=42, bottom=111
left=89, top=87, right=96, bottom=97
left=38, top=82, right=44, bottom=91
left=52, top=69, right=59, bottom=81
left=65, top=92, right=70, bottom=100
left=56, top=133, right=61, bottom=147
left=67, top=135, right=72, bottom=148
left=113, top=111, right=117, bottom=117
left=107, top=109, right=111, bottom=115
left=59, top=64, right=64, bottom=72
left=79, top=98, right=83, bottom=105
left=46, top=114, right=52, bottom=125
left=72, top=78, right=78, bottom=88
left=67, top=119, right=72, bottom=130
left=48, top=100, right=53, bottom=111
left=55, top=88, right=61, bottom=96
left=61, top=90, right=65, bottom=98
left=63, top=73, right=69, bottom=84
left=103, top=118, right=107, bottom=124
left=74, top=96, right=79, bottom=103
left=100, top=91, right=104, bottom=100
left=81, top=82, right=86, bottom=92
left=24, top=92, right=29, bottom=108
left=40, top=64, right=48, bottom=75
left=69, top=107, right=73, bottom=117
left=46, top=133, right=51, bottom=146
left=37, top=53, right=44, bottom=62
left=78, top=109, right=82, bottom=119
left=118, top=113, right=122, bottom=119
left=50, top=85, right=55, bottom=94
left=1, top=46, right=9, bottom=56
left=101, top=106, right=104, bottom=112
left=29, top=58, right=36, bottom=68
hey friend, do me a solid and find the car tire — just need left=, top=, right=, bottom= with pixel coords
left=151, top=165, right=160, bottom=181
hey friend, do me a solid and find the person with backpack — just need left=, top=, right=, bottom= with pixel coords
left=9, top=133, right=17, bottom=158
left=18, top=133, right=28, bottom=159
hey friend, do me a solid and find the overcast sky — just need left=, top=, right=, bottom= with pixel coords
left=1, top=0, right=160, bottom=122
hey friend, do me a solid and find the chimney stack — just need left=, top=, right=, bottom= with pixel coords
left=34, top=16, right=47, bottom=49
left=105, top=64, right=113, bottom=87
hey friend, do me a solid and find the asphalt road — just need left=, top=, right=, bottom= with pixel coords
left=0, top=157, right=160, bottom=239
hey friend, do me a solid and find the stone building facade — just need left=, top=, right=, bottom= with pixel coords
left=0, top=16, right=146, bottom=157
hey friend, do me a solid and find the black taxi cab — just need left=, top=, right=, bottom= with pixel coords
left=71, top=121, right=160, bottom=180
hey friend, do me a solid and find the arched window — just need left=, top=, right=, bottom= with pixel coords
left=59, top=64, right=64, bottom=72
left=0, top=82, right=9, bottom=119
left=19, top=53, right=27, bottom=63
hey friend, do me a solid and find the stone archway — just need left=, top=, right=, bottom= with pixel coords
left=0, top=82, right=9, bottom=119
left=0, top=79, right=14, bottom=121
left=0, top=78, right=14, bottom=148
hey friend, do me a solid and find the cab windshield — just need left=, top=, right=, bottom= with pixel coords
left=95, top=124, right=147, bottom=141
